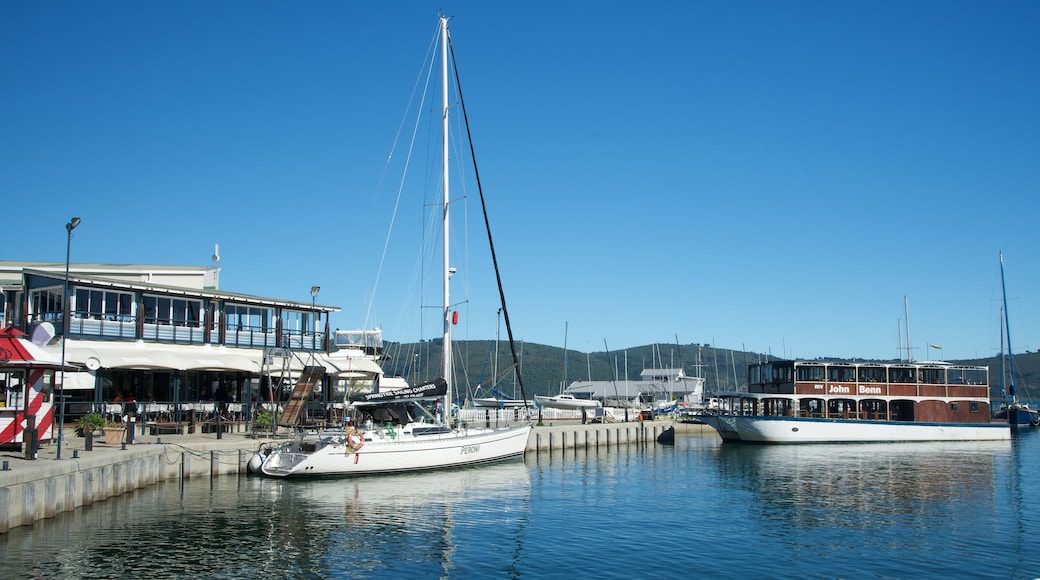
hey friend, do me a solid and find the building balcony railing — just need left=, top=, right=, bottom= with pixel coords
left=39, top=314, right=327, bottom=352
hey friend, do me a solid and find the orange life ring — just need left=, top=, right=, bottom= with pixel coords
left=347, top=428, right=365, bottom=451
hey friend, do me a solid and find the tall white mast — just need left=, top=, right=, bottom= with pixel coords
left=440, top=16, right=452, bottom=415
left=904, top=295, right=913, bottom=362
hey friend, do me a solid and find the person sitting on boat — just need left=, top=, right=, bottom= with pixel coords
left=435, top=399, right=444, bottom=423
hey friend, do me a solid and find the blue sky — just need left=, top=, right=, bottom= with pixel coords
left=4, top=1, right=1038, bottom=361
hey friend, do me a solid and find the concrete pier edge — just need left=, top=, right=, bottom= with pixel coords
left=1, top=420, right=712, bottom=533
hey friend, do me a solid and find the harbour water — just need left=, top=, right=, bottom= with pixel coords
left=3, top=429, right=1039, bottom=579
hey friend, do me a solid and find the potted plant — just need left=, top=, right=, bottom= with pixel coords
left=252, top=410, right=274, bottom=436
left=75, top=413, right=126, bottom=444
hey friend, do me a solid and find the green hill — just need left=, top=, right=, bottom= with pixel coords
left=379, top=340, right=1040, bottom=402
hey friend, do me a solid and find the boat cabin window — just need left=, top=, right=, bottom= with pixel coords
left=965, top=368, right=987, bottom=385
left=947, top=367, right=987, bottom=385
left=889, top=367, right=917, bottom=383
left=828, top=366, right=856, bottom=382
left=799, top=398, right=824, bottom=417
left=762, top=398, right=793, bottom=416
left=921, top=368, right=944, bottom=385
left=828, top=398, right=857, bottom=418
left=748, top=365, right=760, bottom=385
left=771, top=363, right=793, bottom=383
left=753, top=362, right=793, bottom=385
left=759, top=364, right=773, bottom=385
left=365, top=403, right=416, bottom=426
left=859, top=399, right=887, bottom=420
left=857, top=366, right=887, bottom=383
left=738, top=397, right=759, bottom=415
left=796, top=364, right=826, bottom=382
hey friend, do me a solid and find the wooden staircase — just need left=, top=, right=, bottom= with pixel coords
left=278, top=365, right=325, bottom=428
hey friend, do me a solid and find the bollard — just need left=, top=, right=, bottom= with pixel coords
left=121, top=442, right=126, bottom=451
left=127, top=416, right=136, bottom=444
left=2, top=460, right=8, bottom=470
left=217, top=412, right=223, bottom=440
left=72, top=449, right=79, bottom=459
left=24, top=414, right=37, bottom=460
left=157, top=437, right=162, bottom=445
left=23, top=428, right=37, bottom=460
left=85, top=429, right=93, bottom=451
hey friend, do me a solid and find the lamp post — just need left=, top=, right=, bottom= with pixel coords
left=57, top=217, right=80, bottom=460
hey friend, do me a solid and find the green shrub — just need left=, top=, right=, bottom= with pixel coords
left=74, top=413, right=116, bottom=437
left=255, top=411, right=273, bottom=427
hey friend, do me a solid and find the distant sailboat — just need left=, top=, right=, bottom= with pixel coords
left=998, top=252, right=1039, bottom=429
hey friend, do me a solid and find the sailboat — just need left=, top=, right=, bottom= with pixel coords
left=998, top=252, right=1039, bottom=429
left=472, top=310, right=534, bottom=408
left=534, top=322, right=601, bottom=410
left=250, top=16, right=533, bottom=477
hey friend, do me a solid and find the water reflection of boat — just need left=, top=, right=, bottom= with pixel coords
left=249, top=461, right=531, bottom=576
left=712, top=440, right=1009, bottom=526
left=274, top=461, right=528, bottom=511
left=261, top=461, right=531, bottom=526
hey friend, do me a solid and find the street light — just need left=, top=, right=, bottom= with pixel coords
left=57, top=216, right=80, bottom=460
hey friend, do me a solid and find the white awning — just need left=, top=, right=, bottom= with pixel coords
left=63, top=341, right=262, bottom=373
left=182, top=349, right=261, bottom=372
left=57, top=370, right=98, bottom=390
left=66, top=344, right=186, bottom=370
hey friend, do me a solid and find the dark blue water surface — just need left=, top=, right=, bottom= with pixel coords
left=3, top=430, right=1039, bottom=579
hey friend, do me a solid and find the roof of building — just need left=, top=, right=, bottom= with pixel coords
left=21, top=267, right=339, bottom=312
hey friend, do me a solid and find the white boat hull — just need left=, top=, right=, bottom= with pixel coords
left=256, top=423, right=532, bottom=478
left=694, top=414, right=742, bottom=442
left=534, top=395, right=600, bottom=410
left=702, top=415, right=1010, bottom=443
left=473, top=397, right=533, bottom=408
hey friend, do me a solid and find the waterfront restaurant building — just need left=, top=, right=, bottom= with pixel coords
left=0, top=261, right=385, bottom=444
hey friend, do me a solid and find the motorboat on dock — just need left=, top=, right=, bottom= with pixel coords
left=534, top=393, right=601, bottom=410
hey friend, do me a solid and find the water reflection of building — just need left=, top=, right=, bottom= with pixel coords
left=0, top=260, right=384, bottom=429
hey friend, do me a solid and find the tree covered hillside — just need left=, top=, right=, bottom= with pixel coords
left=380, top=340, right=1040, bottom=402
